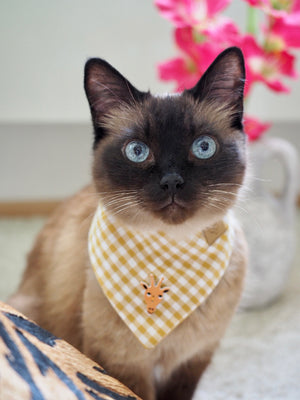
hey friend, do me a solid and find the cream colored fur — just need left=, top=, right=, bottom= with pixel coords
left=9, top=184, right=247, bottom=400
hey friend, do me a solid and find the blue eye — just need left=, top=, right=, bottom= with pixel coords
left=192, top=136, right=217, bottom=159
left=125, top=141, right=150, bottom=163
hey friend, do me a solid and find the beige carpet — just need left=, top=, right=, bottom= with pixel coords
left=0, top=214, right=299, bottom=399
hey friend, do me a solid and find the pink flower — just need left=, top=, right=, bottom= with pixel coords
left=158, top=57, right=200, bottom=91
left=270, top=13, right=300, bottom=48
left=155, top=0, right=195, bottom=27
left=243, top=0, right=300, bottom=19
left=243, top=0, right=263, bottom=6
left=243, top=1, right=300, bottom=49
left=243, top=115, right=271, bottom=141
left=155, top=0, right=232, bottom=27
left=157, top=24, right=241, bottom=90
left=175, top=27, right=223, bottom=64
left=155, top=0, right=300, bottom=143
left=158, top=28, right=223, bottom=90
left=238, top=34, right=297, bottom=95
left=202, top=17, right=240, bottom=42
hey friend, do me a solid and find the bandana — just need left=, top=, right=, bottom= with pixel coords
left=88, top=203, right=235, bottom=349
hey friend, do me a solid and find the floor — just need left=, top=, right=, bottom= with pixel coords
left=0, top=214, right=299, bottom=400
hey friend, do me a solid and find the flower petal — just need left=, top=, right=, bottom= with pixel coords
left=206, top=0, right=232, bottom=18
left=272, top=15, right=300, bottom=48
left=244, top=115, right=271, bottom=141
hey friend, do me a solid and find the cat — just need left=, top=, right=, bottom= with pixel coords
left=9, top=47, right=248, bottom=400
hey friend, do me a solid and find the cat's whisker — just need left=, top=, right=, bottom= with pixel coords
left=101, top=192, right=139, bottom=203
left=205, top=195, right=246, bottom=214
left=209, top=189, right=251, bottom=204
left=232, top=203, right=249, bottom=215
left=112, top=200, right=144, bottom=216
left=204, top=203, right=225, bottom=212
left=76, top=191, right=142, bottom=227
left=207, top=194, right=231, bottom=204
left=99, top=191, right=139, bottom=199
left=209, top=189, right=238, bottom=196
left=206, top=182, right=244, bottom=187
left=103, top=196, right=136, bottom=204
left=201, top=196, right=227, bottom=212
left=207, top=184, right=254, bottom=198
left=212, top=195, right=264, bottom=231
left=250, top=176, right=271, bottom=183
left=129, top=205, right=147, bottom=225
left=206, top=182, right=253, bottom=191
left=109, top=198, right=142, bottom=208
left=101, top=190, right=139, bottom=197
left=101, top=192, right=137, bottom=199
left=77, top=193, right=137, bottom=204
left=102, top=196, right=139, bottom=208
left=78, top=189, right=139, bottom=200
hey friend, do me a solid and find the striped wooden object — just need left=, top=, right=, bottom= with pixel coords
left=0, top=301, right=141, bottom=400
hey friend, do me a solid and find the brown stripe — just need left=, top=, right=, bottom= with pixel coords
left=0, top=201, right=61, bottom=216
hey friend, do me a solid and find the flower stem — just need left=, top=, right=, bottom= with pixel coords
left=246, top=6, right=259, bottom=36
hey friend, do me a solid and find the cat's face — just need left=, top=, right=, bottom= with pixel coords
left=84, top=48, right=246, bottom=229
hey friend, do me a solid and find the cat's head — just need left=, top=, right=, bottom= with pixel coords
left=84, top=47, right=246, bottom=232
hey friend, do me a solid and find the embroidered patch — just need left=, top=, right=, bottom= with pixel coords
left=88, top=203, right=235, bottom=348
left=140, top=274, right=170, bottom=314
left=203, top=220, right=228, bottom=246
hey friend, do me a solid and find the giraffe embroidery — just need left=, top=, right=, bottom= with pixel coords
left=140, top=274, right=170, bottom=314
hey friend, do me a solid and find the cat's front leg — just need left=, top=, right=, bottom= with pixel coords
left=156, top=351, right=213, bottom=400
left=109, top=365, right=156, bottom=400
left=82, top=270, right=157, bottom=400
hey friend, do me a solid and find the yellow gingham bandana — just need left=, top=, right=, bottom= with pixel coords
left=88, top=203, right=235, bottom=349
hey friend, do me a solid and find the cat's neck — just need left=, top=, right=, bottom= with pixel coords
left=105, top=204, right=230, bottom=242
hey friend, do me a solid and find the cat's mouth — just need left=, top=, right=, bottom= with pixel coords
left=153, top=197, right=192, bottom=225
left=158, top=198, right=186, bottom=211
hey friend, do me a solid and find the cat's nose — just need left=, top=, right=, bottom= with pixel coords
left=160, top=173, right=184, bottom=194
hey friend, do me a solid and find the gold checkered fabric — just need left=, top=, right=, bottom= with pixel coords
left=88, top=203, right=235, bottom=349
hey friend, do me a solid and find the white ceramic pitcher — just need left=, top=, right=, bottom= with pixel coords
left=236, top=137, right=299, bottom=310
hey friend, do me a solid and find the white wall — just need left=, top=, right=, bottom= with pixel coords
left=0, top=0, right=173, bottom=123
left=0, top=0, right=300, bottom=123
left=0, top=123, right=92, bottom=200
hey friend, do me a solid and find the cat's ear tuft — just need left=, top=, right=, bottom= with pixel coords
left=84, top=58, right=147, bottom=127
left=186, top=47, right=245, bottom=129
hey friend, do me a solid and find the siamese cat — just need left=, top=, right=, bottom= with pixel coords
left=9, top=47, right=248, bottom=400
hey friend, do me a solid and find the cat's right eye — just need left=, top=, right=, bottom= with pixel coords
left=124, top=141, right=150, bottom=163
left=191, top=136, right=217, bottom=160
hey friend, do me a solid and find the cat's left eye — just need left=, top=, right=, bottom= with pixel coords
left=124, top=141, right=150, bottom=163
left=192, top=136, right=217, bottom=160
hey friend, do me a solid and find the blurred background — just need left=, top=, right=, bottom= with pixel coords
left=0, top=2, right=299, bottom=398
left=0, top=0, right=299, bottom=202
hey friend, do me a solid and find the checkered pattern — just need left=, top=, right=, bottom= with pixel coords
left=88, top=204, right=235, bottom=349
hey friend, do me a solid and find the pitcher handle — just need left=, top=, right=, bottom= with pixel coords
left=260, top=137, right=299, bottom=214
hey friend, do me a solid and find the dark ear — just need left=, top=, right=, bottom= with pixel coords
left=84, top=58, right=148, bottom=144
left=185, top=47, right=245, bottom=129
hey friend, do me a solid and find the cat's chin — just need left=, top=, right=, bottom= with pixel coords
left=153, top=203, right=192, bottom=225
